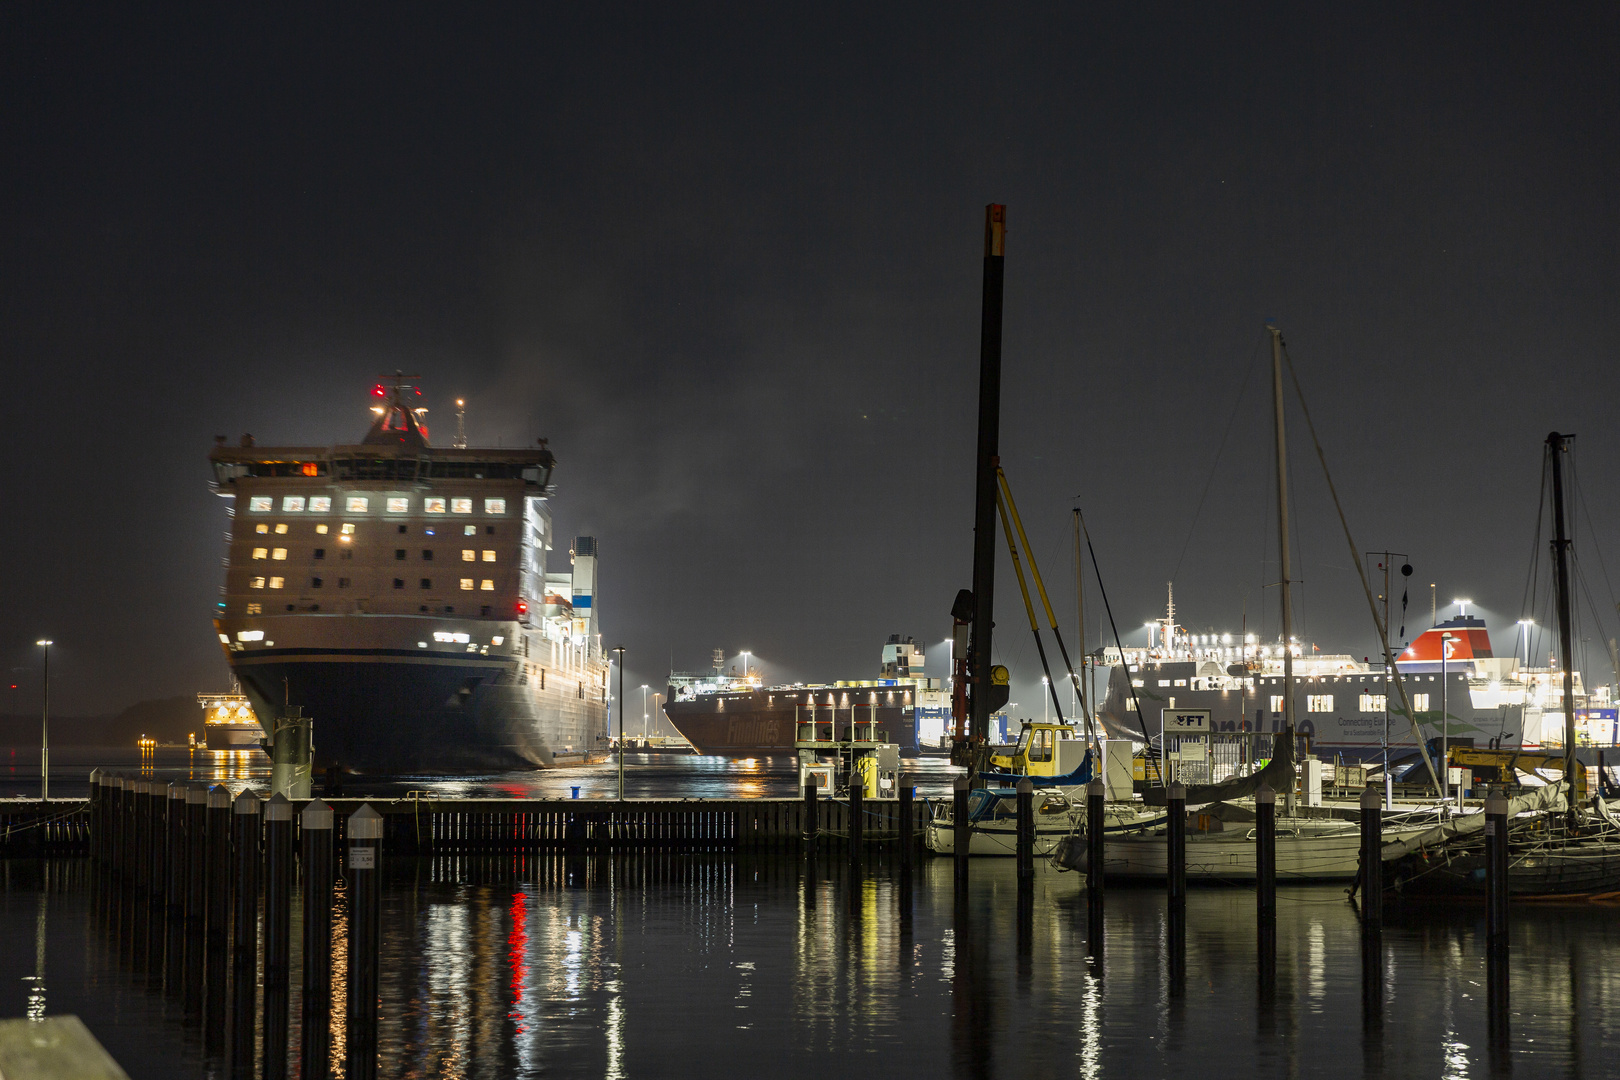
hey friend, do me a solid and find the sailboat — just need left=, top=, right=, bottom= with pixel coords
left=1383, top=432, right=1620, bottom=899
left=1054, top=324, right=1444, bottom=882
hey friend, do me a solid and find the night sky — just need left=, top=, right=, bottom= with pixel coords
left=4, top=6, right=1617, bottom=720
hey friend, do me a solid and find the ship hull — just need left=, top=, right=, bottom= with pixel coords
left=219, top=615, right=609, bottom=773
left=663, top=688, right=918, bottom=756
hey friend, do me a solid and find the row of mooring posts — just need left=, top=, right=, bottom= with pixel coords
left=88, top=771, right=386, bottom=1080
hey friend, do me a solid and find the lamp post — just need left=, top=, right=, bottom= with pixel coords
left=1042, top=676, right=1050, bottom=722
left=741, top=651, right=751, bottom=681
left=1441, top=631, right=1455, bottom=805
left=651, top=693, right=663, bottom=740
left=613, top=646, right=626, bottom=799
left=1517, top=619, right=1534, bottom=669
left=36, top=640, right=52, bottom=801
left=640, top=684, right=649, bottom=744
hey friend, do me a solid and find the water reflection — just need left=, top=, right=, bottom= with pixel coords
left=12, top=859, right=1620, bottom=1076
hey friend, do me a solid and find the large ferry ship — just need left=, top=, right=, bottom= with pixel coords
left=661, top=638, right=928, bottom=756
left=208, top=378, right=611, bottom=772
left=1097, top=597, right=1607, bottom=759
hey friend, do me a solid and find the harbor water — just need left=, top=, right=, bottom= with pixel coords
left=5, top=750, right=1620, bottom=1077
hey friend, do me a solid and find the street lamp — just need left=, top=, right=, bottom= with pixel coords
left=1517, top=619, right=1535, bottom=668
left=651, top=693, right=663, bottom=741
left=1454, top=599, right=1472, bottom=618
left=1041, top=675, right=1050, bottom=722
left=36, top=640, right=52, bottom=801
left=740, top=651, right=751, bottom=681
left=613, top=645, right=626, bottom=799
left=640, top=684, right=649, bottom=744
left=1440, top=632, right=1455, bottom=804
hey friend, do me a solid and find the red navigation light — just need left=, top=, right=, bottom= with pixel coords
left=415, top=388, right=422, bottom=396
left=372, top=384, right=386, bottom=397
left=516, top=600, right=528, bottom=614
left=301, top=462, right=318, bottom=476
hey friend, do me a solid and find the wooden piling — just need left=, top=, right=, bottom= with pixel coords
left=184, top=784, right=207, bottom=1021
left=848, top=779, right=864, bottom=855
left=802, top=782, right=818, bottom=855
left=898, top=782, right=914, bottom=870
left=300, top=799, right=335, bottom=1080
left=204, top=785, right=232, bottom=1055
left=1086, top=778, right=1105, bottom=899
left=1015, top=778, right=1034, bottom=883
left=147, top=778, right=167, bottom=976
left=953, top=776, right=970, bottom=889
left=165, top=782, right=186, bottom=997
left=346, top=804, right=384, bottom=1080
left=262, top=793, right=293, bottom=1080
left=1485, top=791, right=1510, bottom=1051
left=229, top=789, right=261, bottom=1079
left=1166, top=782, right=1186, bottom=909
left=1359, top=784, right=1382, bottom=926
left=1256, top=783, right=1277, bottom=995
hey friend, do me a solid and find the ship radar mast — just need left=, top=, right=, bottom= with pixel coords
left=453, top=398, right=468, bottom=449
left=363, top=372, right=431, bottom=447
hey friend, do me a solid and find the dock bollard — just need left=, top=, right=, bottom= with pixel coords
left=848, top=775, right=864, bottom=856
left=953, top=776, right=971, bottom=889
left=346, top=804, right=384, bottom=1080
left=262, top=793, right=293, bottom=1080
left=230, top=789, right=262, bottom=1080
left=184, top=784, right=207, bottom=1021
left=165, top=782, right=187, bottom=997
left=1016, top=778, right=1035, bottom=883
left=300, top=799, right=335, bottom=1080
left=1166, top=782, right=1186, bottom=909
left=803, top=782, right=818, bottom=855
left=899, top=782, right=914, bottom=870
left=1359, top=784, right=1382, bottom=926
left=204, top=786, right=232, bottom=1054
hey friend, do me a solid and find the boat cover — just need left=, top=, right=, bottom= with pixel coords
left=1378, top=781, right=1567, bottom=862
left=1140, top=731, right=1295, bottom=808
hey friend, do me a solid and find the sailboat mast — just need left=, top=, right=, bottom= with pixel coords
left=1548, top=431, right=1578, bottom=826
left=1270, top=325, right=1296, bottom=749
left=1074, top=507, right=1090, bottom=731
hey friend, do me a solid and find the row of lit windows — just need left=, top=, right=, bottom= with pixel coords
left=252, top=547, right=496, bottom=562
left=249, top=576, right=497, bottom=591
left=1270, top=692, right=1432, bottom=713
left=255, top=522, right=493, bottom=537
left=248, top=495, right=507, bottom=515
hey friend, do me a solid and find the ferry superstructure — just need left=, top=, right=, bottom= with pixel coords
left=208, top=379, right=610, bottom=772
left=1097, top=603, right=1609, bottom=759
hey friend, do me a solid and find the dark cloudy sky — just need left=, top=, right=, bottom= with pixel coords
left=4, top=5, right=1617, bottom=719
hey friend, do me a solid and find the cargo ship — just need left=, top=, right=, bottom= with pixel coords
left=208, top=377, right=610, bottom=772
left=662, top=638, right=928, bottom=756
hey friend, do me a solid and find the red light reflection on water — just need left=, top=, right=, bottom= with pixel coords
left=507, top=890, right=528, bottom=1034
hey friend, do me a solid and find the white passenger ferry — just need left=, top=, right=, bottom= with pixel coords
left=208, top=378, right=610, bottom=772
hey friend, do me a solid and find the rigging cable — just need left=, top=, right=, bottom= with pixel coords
left=1078, top=510, right=1165, bottom=786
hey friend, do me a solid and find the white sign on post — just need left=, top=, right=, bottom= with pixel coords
left=1162, top=709, right=1211, bottom=734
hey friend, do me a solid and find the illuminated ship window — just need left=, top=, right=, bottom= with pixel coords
left=420, top=578, right=432, bottom=589
left=485, top=498, right=506, bottom=514
left=268, top=577, right=285, bottom=589
left=1270, top=695, right=1284, bottom=712
left=282, top=496, right=306, bottom=512
left=252, top=548, right=268, bottom=560
left=340, top=523, right=356, bottom=535
left=1307, top=695, right=1333, bottom=712
left=386, top=497, right=409, bottom=513
left=315, top=524, right=329, bottom=534
left=480, top=579, right=494, bottom=591
left=275, top=523, right=288, bottom=534
left=309, top=496, right=332, bottom=513
left=271, top=548, right=287, bottom=560
left=249, top=497, right=273, bottom=512
left=237, top=630, right=264, bottom=641
left=462, top=549, right=475, bottom=562
left=460, top=578, right=475, bottom=591
left=346, top=497, right=369, bottom=513
left=256, top=523, right=269, bottom=534
left=250, top=577, right=266, bottom=589
left=492, top=636, right=505, bottom=646
left=1359, top=693, right=1387, bottom=713
left=246, top=603, right=262, bottom=614
left=424, top=498, right=447, bottom=513
left=451, top=498, right=473, bottom=514
left=1413, top=693, right=1431, bottom=711
left=464, top=525, right=477, bottom=536
left=481, top=550, right=496, bottom=562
